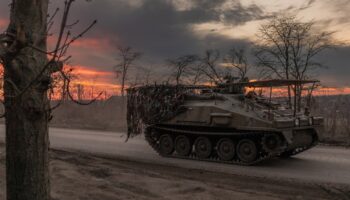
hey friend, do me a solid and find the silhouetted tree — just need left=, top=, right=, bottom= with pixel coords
left=254, top=15, right=334, bottom=109
left=167, top=55, right=198, bottom=85
left=224, top=48, right=249, bottom=82
left=0, top=1, right=96, bottom=199
left=114, top=46, right=142, bottom=96
left=199, top=50, right=224, bottom=84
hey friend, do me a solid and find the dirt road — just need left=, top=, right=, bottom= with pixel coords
left=1, top=125, right=349, bottom=185
left=0, top=143, right=349, bottom=200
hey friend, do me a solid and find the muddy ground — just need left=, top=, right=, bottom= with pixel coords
left=0, top=144, right=349, bottom=200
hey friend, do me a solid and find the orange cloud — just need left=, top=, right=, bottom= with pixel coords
left=316, top=87, right=350, bottom=96
left=74, top=80, right=120, bottom=89
left=47, top=36, right=114, bottom=52
left=70, top=38, right=114, bottom=50
left=69, top=65, right=114, bottom=77
left=0, top=18, right=8, bottom=29
left=62, top=65, right=119, bottom=99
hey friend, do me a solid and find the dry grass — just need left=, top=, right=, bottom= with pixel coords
left=50, top=97, right=126, bottom=132
left=313, top=95, right=350, bottom=145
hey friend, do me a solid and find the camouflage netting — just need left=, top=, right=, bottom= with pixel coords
left=127, top=85, right=189, bottom=138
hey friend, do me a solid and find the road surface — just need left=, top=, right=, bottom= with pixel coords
left=1, top=125, right=350, bottom=185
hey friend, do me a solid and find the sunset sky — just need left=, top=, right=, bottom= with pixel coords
left=0, top=0, right=350, bottom=96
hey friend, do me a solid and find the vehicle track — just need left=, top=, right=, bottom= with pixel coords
left=145, top=125, right=317, bottom=166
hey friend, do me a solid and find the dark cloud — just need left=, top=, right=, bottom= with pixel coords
left=66, top=0, right=263, bottom=59
left=0, top=0, right=349, bottom=87
left=66, top=0, right=350, bottom=87
left=0, top=1, right=10, bottom=18
left=317, top=45, right=350, bottom=87
left=299, top=0, right=317, bottom=11
left=41, top=0, right=264, bottom=76
left=0, top=0, right=263, bottom=80
left=279, top=0, right=317, bottom=13
left=221, top=3, right=266, bottom=25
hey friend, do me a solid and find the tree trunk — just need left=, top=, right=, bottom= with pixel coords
left=4, top=1, right=50, bottom=200
left=287, top=86, right=292, bottom=108
left=297, top=84, right=303, bottom=112
left=121, top=68, right=126, bottom=97
left=121, top=79, right=125, bottom=96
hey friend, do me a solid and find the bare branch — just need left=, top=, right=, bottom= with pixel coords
left=114, top=46, right=142, bottom=96
left=200, top=49, right=225, bottom=84
left=167, top=54, right=198, bottom=85
left=224, top=48, right=249, bottom=81
left=254, top=15, right=335, bottom=109
left=4, top=0, right=98, bottom=107
left=60, top=70, right=103, bottom=105
left=47, top=7, right=60, bottom=34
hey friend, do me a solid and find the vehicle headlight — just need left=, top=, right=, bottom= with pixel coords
left=295, top=118, right=300, bottom=126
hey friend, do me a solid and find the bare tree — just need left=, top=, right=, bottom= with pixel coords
left=190, top=63, right=205, bottom=85
left=288, top=21, right=333, bottom=110
left=199, top=49, right=249, bottom=85
left=199, top=50, right=224, bottom=84
left=0, top=1, right=96, bottom=199
left=254, top=15, right=334, bottom=109
left=223, top=48, right=249, bottom=82
left=167, top=55, right=198, bottom=85
left=114, top=46, right=142, bottom=96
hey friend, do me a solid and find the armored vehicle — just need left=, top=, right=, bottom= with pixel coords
left=127, top=79, right=324, bottom=165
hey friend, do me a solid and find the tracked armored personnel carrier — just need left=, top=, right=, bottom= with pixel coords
left=127, top=79, right=324, bottom=165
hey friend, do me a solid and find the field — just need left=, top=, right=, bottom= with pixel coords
left=49, top=95, right=350, bottom=146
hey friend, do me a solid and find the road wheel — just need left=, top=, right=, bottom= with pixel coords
left=237, top=139, right=258, bottom=163
left=217, top=138, right=235, bottom=161
left=194, top=137, right=212, bottom=159
left=175, top=135, right=192, bottom=156
left=159, top=134, right=174, bottom=156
